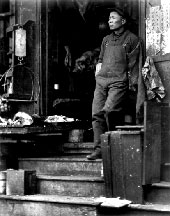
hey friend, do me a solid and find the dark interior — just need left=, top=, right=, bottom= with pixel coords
left=47, top=0, right=139, bottom=123
left=0, top=0, right=139, bottom=123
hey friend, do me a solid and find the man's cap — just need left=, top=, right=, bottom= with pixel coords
left=95, top=5, right=131, bottom=23
left=107, top=7, right=129, bottom=20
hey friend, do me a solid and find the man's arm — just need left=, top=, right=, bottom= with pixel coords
left=95, top=37, right=106, bottom=76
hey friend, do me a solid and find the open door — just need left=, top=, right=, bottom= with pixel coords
left=41, top=0, right=140, bottom=120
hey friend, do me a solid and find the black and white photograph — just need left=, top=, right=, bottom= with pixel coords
left=0, top=0, right=170, bottom=215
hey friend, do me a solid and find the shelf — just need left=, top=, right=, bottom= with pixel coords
left=7, top=99, right=36, bottom=103
left=0, top=12, right=13, bottom=18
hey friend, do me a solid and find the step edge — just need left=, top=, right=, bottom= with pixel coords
left=37, top=174, right=104, bottom=182
left=162, top=163, right=170, bottom=166
left=151, top=181, right=170, bottom=188
left=0, top=195, right=170, bottom=212
left=64, top=142, right=94, bottom=145
left=130, top=203, right=170, bottom=212
left=64, top=146, right=93, bottom=149
left=18, top=157, right=102, bottom=162
left=0, top=194, right=99, bottom=206
left=63, top=150, right=92, bottom=153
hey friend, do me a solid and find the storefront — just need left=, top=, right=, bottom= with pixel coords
left=0, top=0, right=169, bottom=134
left=0, top=0, right=142, bottom=122
left=0, top=0, right=170, bottom=209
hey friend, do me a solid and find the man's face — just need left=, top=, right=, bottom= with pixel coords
left=108, top=11, right=126, bottom=31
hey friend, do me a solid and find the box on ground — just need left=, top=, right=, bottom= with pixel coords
left=6, top=169, right=36, bottom=195
left=101, top=129, right=144, bottom=204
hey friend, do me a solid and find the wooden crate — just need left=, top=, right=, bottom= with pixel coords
left=101, top=130, right=144, bottom=204
left=101, top=101, right=162, bottom=204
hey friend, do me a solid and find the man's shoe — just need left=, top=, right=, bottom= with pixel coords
left=86, top=148, right=102, bottom=160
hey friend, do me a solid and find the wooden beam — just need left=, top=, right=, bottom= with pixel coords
left=138, top=0, right=146, bottom=60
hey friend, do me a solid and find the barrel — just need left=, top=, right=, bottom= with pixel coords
left=0, top=171, right=6, bottom=194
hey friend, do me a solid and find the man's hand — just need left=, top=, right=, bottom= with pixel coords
left=95, top=63, right=102, bottom=76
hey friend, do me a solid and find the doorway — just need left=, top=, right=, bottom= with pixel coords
left=42, top=0, right=139, bottom=122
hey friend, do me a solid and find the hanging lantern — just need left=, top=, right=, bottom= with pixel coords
left=15, top=26, right=26, bottom=58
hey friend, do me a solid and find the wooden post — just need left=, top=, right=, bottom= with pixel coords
left=143, top=101, right=161, bottom=184
left=0, top=142, right=8, bottom=171
left=101, top=132, right=113, bottom=198
left=101, top=129, right=144, bottom=204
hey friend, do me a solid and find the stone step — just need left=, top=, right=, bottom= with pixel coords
left=99, top=203, right=170, bottom=216
left=161, top=163, right=170, bottom=182
left=36, top=174, right=105, bottom=197
left=63, top=142, right=94, bottom=150
left=63, top=149, right=91, bottom=155
left=63, top=142, right=93, bottom=155
left=0, top=194, right=98, bottom=216
left=144, top=181, right=170, bottom=204
left=18, top=156, right=103, bottom=177
left=0, top=194, right=170, bottom=216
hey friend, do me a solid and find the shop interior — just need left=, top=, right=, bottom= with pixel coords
left=0, top=0, right=139, bottom=127
left=47, top=0, right=139, bottom=124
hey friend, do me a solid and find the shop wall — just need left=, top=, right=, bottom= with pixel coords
left=9, top=0, right=41, bottom=115
left=146, top=0, right=170, bottom=103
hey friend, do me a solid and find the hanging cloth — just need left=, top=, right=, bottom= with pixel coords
left=136, top=55, right=166, bottom=124
left=142, top=56, right=166, bottom=102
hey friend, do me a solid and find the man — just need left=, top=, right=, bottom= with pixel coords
left=87, top=7, right=140, bottom=160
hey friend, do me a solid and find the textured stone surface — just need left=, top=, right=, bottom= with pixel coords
left=19, top=157, right=102, bottom=176
left=144, top=182, right=170, bottom=205
left=1, top=195, right=170, bottom=216
left=63, top=142, right=93, bottom=155
left=0, top=195, right=97, bottom=216
left=36, top=175, right=105, bottom=197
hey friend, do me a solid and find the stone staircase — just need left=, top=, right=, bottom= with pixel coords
left=0, top=138, right=170, bottom=215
